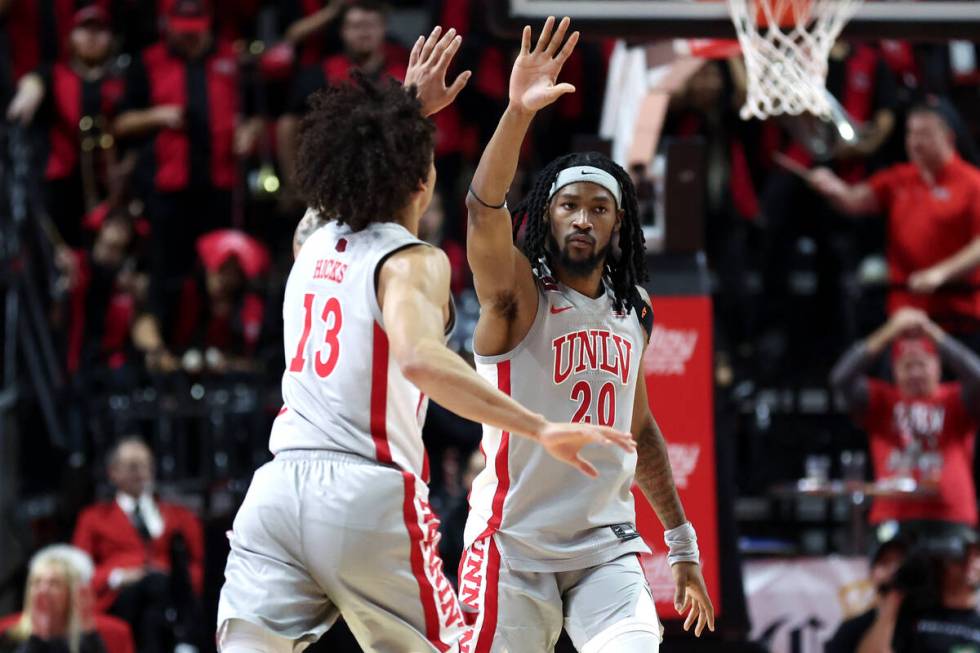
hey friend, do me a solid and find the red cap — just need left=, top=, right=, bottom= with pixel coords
left=167, top=0, right=212, bottom=33
left=892, top=336, right=938, bottom=364
left=73, top=5, right=110, bottom=29
left=196, top=229, right=270, bottom=280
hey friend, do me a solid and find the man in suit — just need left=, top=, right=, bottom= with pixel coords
left=73, top=438, right=204, bottom=653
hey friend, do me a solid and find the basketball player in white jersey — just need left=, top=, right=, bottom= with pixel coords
left=459, top=17, right=715, bottom=652
left=215, top=26, right=635, bottom=653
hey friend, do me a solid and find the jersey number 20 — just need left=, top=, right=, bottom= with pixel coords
left=289, top=293, right=343, bottom=377
left=570, top=381, right=616, bottom=426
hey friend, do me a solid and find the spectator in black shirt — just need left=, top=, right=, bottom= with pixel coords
left=856, top=532, right=980, bottom=653
left=825, top=538, right=908, bottom=653
left=0, top=546, right=107, bottom=653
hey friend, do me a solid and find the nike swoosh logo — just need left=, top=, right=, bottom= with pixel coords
left=550, top=305, right=573, bottom=314
left=580, top=170, right=595, bottom=175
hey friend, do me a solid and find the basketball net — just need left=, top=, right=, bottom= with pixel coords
left=726, top=0, right=864, bottom=120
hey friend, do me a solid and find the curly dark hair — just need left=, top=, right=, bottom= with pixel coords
left=295, top=73, right=435, bottom=231
left=511, top=152, right=647, bottom=312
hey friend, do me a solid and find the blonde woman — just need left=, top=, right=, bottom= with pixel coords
left=0, top=546, right=107, bottom=653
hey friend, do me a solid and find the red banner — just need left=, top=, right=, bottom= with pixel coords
left=632, top=294, right=722, bottom=618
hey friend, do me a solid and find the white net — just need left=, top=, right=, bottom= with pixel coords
left=727, top=0, right=864, bottom=120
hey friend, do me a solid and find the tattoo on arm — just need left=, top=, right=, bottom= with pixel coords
left=635, top=420, right=687, bottom=530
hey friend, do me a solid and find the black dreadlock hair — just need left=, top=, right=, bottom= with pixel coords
left=295, top=72, right=434, bottom=231
left=511, top=151, right=647, bottom=313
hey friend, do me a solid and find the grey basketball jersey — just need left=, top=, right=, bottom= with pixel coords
left=464, top=270, right=652, bottom=572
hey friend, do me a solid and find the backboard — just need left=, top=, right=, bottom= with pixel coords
left=491, top=1, right=980, bottom=40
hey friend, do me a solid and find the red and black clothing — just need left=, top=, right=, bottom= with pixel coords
left=830, top=335, right=980, bottom=527
left=73, top=497, right=206, bottom=653
left=2, top=0, right=112, bottom=82
left=66, top=250, right=135, bottom=374
left=34, top=61, right=125, bottom=245
left=170, top=274, right=265, bottom=358
left=123, top=40, right=241, bottom=194
left=277, top=0, right=339, bottom=67
left=868, top=154, right=980, bottom=330
left=121, top=40, right=246, bottom=328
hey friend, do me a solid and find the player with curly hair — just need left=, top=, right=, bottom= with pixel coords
left=459, top=17, right=714, bottom=652
left=216, top=26, right=634, bottom=653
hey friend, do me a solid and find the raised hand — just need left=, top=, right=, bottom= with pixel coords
left=537, top=421, right=635, bottom=477
left=509, top=16, right=580, bottom=113
left=888, top=307, right=929, bottom=337
left=672, top=561, right=715, bottom=637
left=404, top=26, right=471, bottom=117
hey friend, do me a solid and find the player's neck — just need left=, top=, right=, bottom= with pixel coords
left=392, top=208, right=421, bottom=237
left=554, top=265, right=605, bottom=299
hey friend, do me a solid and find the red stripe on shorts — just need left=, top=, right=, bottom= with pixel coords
left=473, top=536, right=501, bottom=653
left=370, top=323, right=393, bottom=463
left=482, top=360, right=511, bottom=536
left=402, top=472, right=450, bottom=652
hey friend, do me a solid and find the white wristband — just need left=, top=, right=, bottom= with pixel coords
left=664, top=522, right=700, bottom=566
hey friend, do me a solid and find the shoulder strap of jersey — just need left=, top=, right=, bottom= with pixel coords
left=629, top=286, right=654, bottom=341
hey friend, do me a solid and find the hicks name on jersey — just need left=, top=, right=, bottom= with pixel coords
left=312, top=258, right=347, bottom=283
left=552, top=329, right=634, bottom=385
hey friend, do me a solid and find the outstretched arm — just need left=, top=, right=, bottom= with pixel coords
left=284, top=0, right=343, bottom=47
left=466, top=17, right=579, bottom=316
left=631, top=367, right=714, bottom=636
left=908, top=237, right=980, bottom=294
left=808, top=168, right=881, bottom=216
left=380, top=245, right=634, bottom=476
left=404, top=26, right=471, bottom=118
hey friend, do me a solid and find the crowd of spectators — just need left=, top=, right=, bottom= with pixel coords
left=3, top=0, right=980, bottom=651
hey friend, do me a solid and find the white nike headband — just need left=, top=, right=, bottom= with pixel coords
left=548, top=165, right=622, bottom=208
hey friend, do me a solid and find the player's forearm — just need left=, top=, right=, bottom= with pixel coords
left=468, top=104, right=535, bottom=208
left=634, top=421, right=687, bottom=530
left=399, top=338, right=547, bottom=442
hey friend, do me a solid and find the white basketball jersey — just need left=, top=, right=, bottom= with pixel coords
left=464, top=272, right=652, bottom=572
left=270, top=214, right=445, bottom=478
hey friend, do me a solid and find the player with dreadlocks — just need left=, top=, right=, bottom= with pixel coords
left=458, top=17, right=715, bottom=653
left=216, top=25, right=635, bottom=653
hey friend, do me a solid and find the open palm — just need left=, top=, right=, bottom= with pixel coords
left=538, top=422, right=635, bottom=477
left=510, top=16, right=580, bottom=113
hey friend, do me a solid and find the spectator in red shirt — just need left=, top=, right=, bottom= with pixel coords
left=72, top=438, right=205, bottom=653
left=0, top=0, right=112, bottom=84
left=830, top=308, right=980, bottom=544
left=65, top=209, right=141, bottom=378
left=6, top=6, right=123, bottom=247
left=277, top=1, right=464, bottom=201
left=277, top=0, right=405, bottom=189
left=132, top=229, right=267, bottom=375
left=810, top=99, right=980, bottom=337
left=114, top=0, right=262, bottom=341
